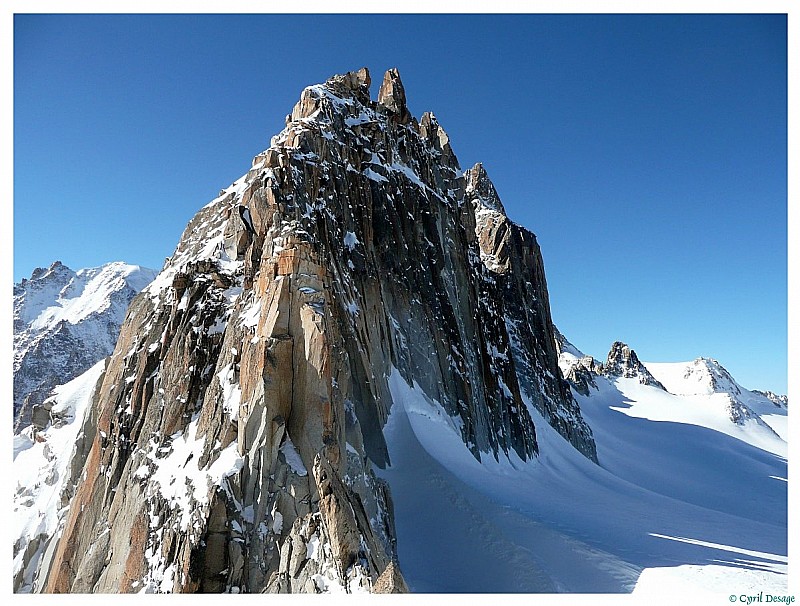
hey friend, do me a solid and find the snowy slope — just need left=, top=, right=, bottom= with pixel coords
left=378, top=359, right=787, bottom=593
left=13, top=361, right=106, bottom=592
left=13, top=261, right=156, bottom=428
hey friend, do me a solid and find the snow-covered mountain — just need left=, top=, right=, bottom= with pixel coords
left=645, top=358, right=788, bottom=441
left=13, top=261, right=157, bottom=430
left=12, top=68, right=788, bottom=596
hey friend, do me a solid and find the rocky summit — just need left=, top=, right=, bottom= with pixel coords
left=602, top=341, right=666, bottom=389
left=17, top=68, right=598, bottom=594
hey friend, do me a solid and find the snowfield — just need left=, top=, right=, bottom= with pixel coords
left=378, top=360, right=788, bottom=594
left=13, top=361, right=106, bottom=592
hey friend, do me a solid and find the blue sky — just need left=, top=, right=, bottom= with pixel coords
left=13, top=13, right=787, bottom=392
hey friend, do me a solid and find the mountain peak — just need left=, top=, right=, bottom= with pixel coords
left=17, top=69, right=598, bottom=594
left=26, top=260, right=72, bottom=283
left=13, top=260, right=156, bottom=430
left=15, top=67, right=788, bottom=596
left=603, top=341, right=665, bottom=389
left=419, top=111, right=459, bottom=170
left=377, top=67, right=411, bottom=123
left=465, top=162, right=506, bottom=215
left=686, top=357, right=742, bottom=396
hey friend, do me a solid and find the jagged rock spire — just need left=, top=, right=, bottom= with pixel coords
left=377, top=68, right=411, bottom=124
left=419, top=111, right=459, bottom=170
left=604, top=341, right=666, bottom=389
left=329, top=66, right=371, bottom=97
left=465, top=162, right=506, bottom=214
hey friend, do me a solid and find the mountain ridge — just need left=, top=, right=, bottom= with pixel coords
left=557, top=337, right=788, bottom=448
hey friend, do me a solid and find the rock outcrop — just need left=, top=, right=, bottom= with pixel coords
left=25, top=68, right=597, bottom=593
left=561, top=356, right=601, bottom=397
left=752, top=390, right=788, bottom=408
left=554, top=328, right=601, bottom=397
left=603, top=341, right=666, bottom=389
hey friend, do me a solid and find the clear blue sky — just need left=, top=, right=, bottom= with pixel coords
left=13, top=14, right=787, bottom=393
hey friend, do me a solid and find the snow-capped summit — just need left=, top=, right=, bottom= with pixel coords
left=646, top=357, right=743, bottom=397
left=13, top=260, right=156, bottom=430
left=644, top=357, right=788, bottom=440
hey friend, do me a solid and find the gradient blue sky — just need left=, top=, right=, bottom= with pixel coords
left=13, top=13, right=787, bottom=392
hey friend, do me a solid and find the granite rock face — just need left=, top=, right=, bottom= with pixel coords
left=27, top=68, right=597, bottom=593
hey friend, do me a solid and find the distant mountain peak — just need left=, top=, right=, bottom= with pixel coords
left=648, top=356, right=742, bottom=398
left=13, top=260, right=156, bottom=430
left=603, top=341, right=666, bottom=389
